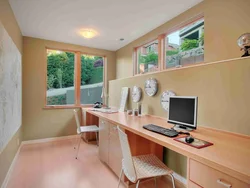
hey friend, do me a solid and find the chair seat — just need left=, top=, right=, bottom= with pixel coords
left=133, top=154, right=173, bottom=180
left=78, top=125, right=99, bottom=134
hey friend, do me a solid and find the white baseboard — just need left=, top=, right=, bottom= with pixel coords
left=1, top=145, right=21, bottom=188
left=22, top=135, right=78, bottom=145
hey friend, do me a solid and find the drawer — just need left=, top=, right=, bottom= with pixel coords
left=189, top=159, right=249, bottom=188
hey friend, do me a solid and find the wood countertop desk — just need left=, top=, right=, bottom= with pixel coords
left=82, top=108, right=250, bottom=186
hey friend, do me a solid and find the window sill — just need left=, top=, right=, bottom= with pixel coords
left=43, top=104, right=94, bottom=110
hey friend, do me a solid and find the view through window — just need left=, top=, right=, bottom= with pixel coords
left=80, top=55, right=103, bottom=104
left=46, top=50, right=75, bottom=105
left=137, top=39, right=159, bottom=74
left=46, top=50, right=104, bottom=106
left=165, top=18, right=204, bottom=68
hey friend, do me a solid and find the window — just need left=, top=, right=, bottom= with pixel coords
left=46, top=49, right=105, bottom=107
left=46, top=49, right=75, bottom=106
left=165, top=18, right=204, bottom=68
left=135, top=39, right=159, bottom=74
left=80, top=54, right=104, bottom=104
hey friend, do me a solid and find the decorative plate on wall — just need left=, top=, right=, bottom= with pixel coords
left=161, top=90, right=176, bottom=111
left=131, top=86, right=142, bottom=103
left=144, top=78, right=158, bottom=97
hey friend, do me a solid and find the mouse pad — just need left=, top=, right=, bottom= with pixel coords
left=174, top=136, right=213, bottom=149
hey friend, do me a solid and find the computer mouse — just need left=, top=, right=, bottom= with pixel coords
left=185, top=136, right=194, bottom=143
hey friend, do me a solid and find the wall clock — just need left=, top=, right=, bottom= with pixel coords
left=161, top=90, right=176, bottom=111
left=144, top=78, right=158, bottom=97
left=131, top=86, right=142, bottom=103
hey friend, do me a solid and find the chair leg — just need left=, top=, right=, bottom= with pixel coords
left=95, top=132, right=99, bottom=146
left=136, top=180, right=140, bottom=188
left=75, top=134, right=82, bottom=159
left=168, top=174, right=175, bottom=188
left=74, top=134, right=79, bottom=149
left=154, top=177, right=157, bottom=188
left=117, top=168, right=123, bottom=188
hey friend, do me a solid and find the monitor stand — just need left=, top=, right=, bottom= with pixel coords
left=173, top=124, right=194, bottom=132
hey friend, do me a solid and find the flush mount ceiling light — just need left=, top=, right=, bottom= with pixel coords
left=79, top=29, right=98, bottom=39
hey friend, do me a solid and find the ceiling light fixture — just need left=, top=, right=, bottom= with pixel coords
left=79, top=29, right=98, bottom=39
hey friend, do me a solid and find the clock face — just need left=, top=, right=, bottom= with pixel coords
left=131, top=86, right=142, bottom=103
left=144, top=78, right=158, bottom=97
left=161, top=90, right=176, bottom=111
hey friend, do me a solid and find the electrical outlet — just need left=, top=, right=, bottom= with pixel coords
left=17, top=138, right=20, bottom=146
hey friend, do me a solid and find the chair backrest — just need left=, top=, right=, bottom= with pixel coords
left=117, top=126, right=137, bottom=183
left=73, top=109, right=81, bottom=134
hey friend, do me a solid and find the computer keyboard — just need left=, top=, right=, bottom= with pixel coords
left=143, top=124, right=179, bottom=137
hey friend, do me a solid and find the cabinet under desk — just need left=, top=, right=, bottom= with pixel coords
left=82, top=108, right=250, bottom=188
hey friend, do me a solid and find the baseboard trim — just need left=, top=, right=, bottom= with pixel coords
left=1, top=145, right=21, bottom=188
left=22, top=135, right=78, bottom=145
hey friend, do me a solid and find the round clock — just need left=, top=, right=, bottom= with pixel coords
left=144, top=78, right=158, bottom=97
left=131, top=86, right=142, bottom=103
left=161, top=90, right=176, bottom=111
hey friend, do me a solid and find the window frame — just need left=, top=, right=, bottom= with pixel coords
left=44, top=47, right=107, bottom=109
left=133, top=37, right=161, bottom=75
left=164, top=14, right=204, bottom=70
left=133, top=13, right=204, bottom=75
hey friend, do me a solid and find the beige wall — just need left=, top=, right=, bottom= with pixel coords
left=109, top=57, right=250, bottom=177
left=116, top=0, right=250, bottom=79
left=112, top=0, right=250, bottom=178
left=0, top=0, right=22, bottom=53
left=0, top=0, right=23, bottom=186
left=22, top=37, right=116, bottom=141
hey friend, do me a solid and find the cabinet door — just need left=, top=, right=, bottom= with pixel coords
left=108, top=124, right=123, bottom=176
left=189, top=159, right=249, bottom=188
left=98, top=119, right=109, bottom=164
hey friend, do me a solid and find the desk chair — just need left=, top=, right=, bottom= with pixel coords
left=73, top=109, right=99, bottom=159
left=117, top=126, right=175, bottom=188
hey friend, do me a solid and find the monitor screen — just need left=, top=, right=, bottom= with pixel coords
left=168, top=96, right=197, bottom=129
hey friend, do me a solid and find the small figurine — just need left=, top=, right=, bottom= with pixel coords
left=238, top=33, right=250, bottom=57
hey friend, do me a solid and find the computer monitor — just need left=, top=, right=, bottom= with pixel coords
left=168, top=96, right=198, bottom=131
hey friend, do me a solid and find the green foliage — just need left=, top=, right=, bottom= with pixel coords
left=81, top=55, right=94, bottom=84
left=56, top=68, right=63, bottom=88
left=180, top=39, right=199, bottom=51
left=47, top=52, right=73, bottom=89
left=89, top=67, right=103, bottom=84
left=139, top=51, right=158, bottom=65
left=199, top=32, right=204, bottom=46
left=47, top=52, right=102, bottom=90
left=47, top=94, right=66, bottom=105
left=47, top=75, right=56, bottom=89
left=166, top=49, right=179, bottom=56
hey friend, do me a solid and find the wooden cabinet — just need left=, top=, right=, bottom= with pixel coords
left=188, top=181, right=202, bottom=188
left=189, top=159, right=249, bottom=188
left=98, top=119, right=109, bottom=164
left=98, top=118, right=122, bottom=177
left=109, top=123, right=122, bottom=176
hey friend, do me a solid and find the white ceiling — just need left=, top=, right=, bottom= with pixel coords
left=9, top=0, right=203, bottom=51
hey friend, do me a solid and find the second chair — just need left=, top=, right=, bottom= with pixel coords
left=73, top=109, right=99, bottom=159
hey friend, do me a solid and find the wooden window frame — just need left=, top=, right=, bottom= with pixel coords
left=44, top=47, right=107, bottom=109
left=133, top=13, right=204, bottom=76
left=163, top=14, right=204, bottom=70
left=133, top=38, right=161, bottom=75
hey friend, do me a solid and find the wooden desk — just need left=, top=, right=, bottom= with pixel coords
left=82, top=108, right=250, bottom=187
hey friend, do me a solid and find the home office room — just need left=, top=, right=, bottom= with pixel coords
left=0, top=0, right=250, bottom=187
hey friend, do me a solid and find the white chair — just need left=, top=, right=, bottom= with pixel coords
left=73, top=109, right=99, bottom=159
left=117, top=126, right=175, bottom=188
